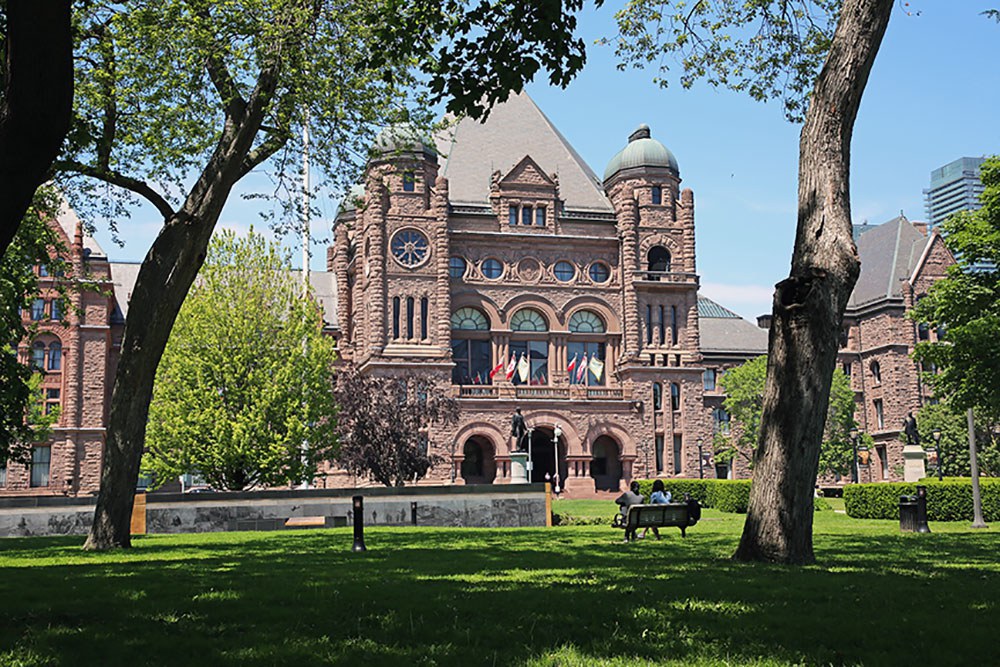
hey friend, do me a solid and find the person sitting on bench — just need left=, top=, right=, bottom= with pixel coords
left=615, top=480, right=644, bottom=542
left=642, top=479, right=672, bottom=540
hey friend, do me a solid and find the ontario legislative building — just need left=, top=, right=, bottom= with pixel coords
left=323, top=92, right=769, bottom=494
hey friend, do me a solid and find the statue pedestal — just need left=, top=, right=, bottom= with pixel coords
left=902, top=444, right=927, bottom=482
left=509, top=452, right=529, bottom=484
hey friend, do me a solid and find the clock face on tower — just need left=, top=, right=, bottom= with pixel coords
left=390, top=229, right=429, bottom=268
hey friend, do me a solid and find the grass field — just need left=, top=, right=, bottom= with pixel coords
left=1, top=503, right=996, bottom=666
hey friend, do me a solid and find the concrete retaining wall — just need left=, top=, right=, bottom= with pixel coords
left=0, top=484, right=549, bottom=538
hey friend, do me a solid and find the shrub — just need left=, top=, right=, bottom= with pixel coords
left=844, top=480, right=1000, bottom=521
left=636, top=479, right=752, bottom=513
left=813, top=496, right=832, bottom=512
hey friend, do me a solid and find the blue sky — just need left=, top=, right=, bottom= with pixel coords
left=91, top=2, right=1000, bottom=321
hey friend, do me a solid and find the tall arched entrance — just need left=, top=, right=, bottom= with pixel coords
left=460, top=436, right=496, bottom=484
left=527, top=428, right=567, bottom=485
left=591, top=435, right=622, bottom=491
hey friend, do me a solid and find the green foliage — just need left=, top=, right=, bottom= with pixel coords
left=913, top=156, right=1000, bottom=419
left=611, top=0, right=840, bottom=121
left=143, top=229, right=337, bottom=491
left=717, top=355, right=857, bottom=477
left=845, top=480, right=1000, bottom=522
left=813, top=496, right=832, bottom=512
left=916, top=400, right=1000, bottom=477
left=637, top=479, right=752, bottom=513
left=0, top=188, right=67, bottom=463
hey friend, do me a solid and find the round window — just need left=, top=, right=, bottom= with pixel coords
left=390, top=229, right=429, bottom=267
left=554, top=261, right=576, bottom=282
left=481, top=258, right=503, bottom=280
left=449, top=256, right=467, bottom=279
left=589, top=262, right=610, bottom=283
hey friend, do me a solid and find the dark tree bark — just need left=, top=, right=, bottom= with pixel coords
left=733, top=0, right=894, bottom=565
left=0, top=0, right=73, bottom=257
left=82, top=63, right=283, bottom=551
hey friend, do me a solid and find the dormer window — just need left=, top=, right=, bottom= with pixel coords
left=652, top=186, right=662, bottom=205
left=535, top=207, right=545, bottom=226
left=402, top=172, right=415, bottom=192
left=507, top=204, right=546, bottom=227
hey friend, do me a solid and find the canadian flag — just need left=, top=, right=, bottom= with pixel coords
left=505, top=354, right=517, bottom=380
left=567, top=354, right=578, bottom=374
left=489, top=359, right=505, bottom=379
left=576, top=353, right=588, bottom=382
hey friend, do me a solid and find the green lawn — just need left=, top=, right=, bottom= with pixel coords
left=1, top=508, right=995, bottom=666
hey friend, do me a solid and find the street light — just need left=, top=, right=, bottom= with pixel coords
left=526, top=427, right=534, bottom=483
left=850, top=427, right=860, bottom=484
left=553, top=425, right=563, bottom=493
left=697, top=437, right=704, bottom=479
left=931, top=427, right=943, bottom=482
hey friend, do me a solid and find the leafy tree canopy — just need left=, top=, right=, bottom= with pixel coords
left=916, top=400, right=1000, bottom=478
left=333, top=370, right=459, bottom=487
left=913, top=156, right=1000, bottom=417
left=142, top=229, right=337, bottom=491
left=718, top=355, right=857, bottom=477
left=611, top=0, right=840, bottom=120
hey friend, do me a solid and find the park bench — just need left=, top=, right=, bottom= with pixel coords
left=612, top=501, right=701, bottom=539
left=283, top=516, right=348, bottom=529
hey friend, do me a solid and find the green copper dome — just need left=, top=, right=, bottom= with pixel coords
left=603, top=124, right=679, bottom=182
left=373, top=122, right=437, bottom=159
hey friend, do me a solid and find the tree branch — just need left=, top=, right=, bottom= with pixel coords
left=56, top=160, right=176, bottom=220
left=238, top=130, right=289, bottom=179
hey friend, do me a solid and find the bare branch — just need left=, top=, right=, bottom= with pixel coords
left=56, top=160, right=176, bottom=220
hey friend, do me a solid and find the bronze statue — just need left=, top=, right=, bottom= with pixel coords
left=511, top=408, right=527, bottom=451
left=904, top=412, right=920, bottom=446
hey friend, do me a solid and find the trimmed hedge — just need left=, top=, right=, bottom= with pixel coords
left=844, top=479, right=1000, bottom=521
left=636, top=479, right=752, bottom=513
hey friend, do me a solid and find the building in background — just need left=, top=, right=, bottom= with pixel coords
left=924, top=157, right=985, bottom=229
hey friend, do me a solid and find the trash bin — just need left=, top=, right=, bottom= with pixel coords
left=899, top=495, right=918, bottom=532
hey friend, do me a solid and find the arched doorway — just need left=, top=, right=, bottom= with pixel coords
left=460, top=436, right=496, bottom=484
left=591, top=435, right=622, bottom=491
left=527, top=428, right=567, bottom=485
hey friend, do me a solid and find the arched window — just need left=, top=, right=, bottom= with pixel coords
left=31, top=342, right=45, bottom=369
left=670, top=383, right=681, bottom=410
left=568, top=310, right=606, bottom=333
left=652, top=383, right=662, bottom=410
left=451, top=308, right=491, bottom=385
left=510, top=308, right=547, bottom=332
left=870, top=360, right=882, bottom=384
left=647, top=246, right=671, bottom=273
left=451, top=307, right=489, bottom=331
left=47, top=341, right=61, bottom=371
left=420, top=297, right=429, bottom=339
left=406, top=296, right=415, bottom=339
left=651, top=186, right=662, bottom=205
left=392, top=297, right=401, bottom=339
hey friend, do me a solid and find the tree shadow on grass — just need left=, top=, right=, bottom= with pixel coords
left=0, top=527, right=997, bottom=666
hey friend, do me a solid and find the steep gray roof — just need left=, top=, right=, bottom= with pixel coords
left=848, top=216, right=930, bottom=308
left=109, top=263, right=338, bottom=328
left=697, top=295, right=768, bottom=354
left=435, top=91, right=614, bottom=213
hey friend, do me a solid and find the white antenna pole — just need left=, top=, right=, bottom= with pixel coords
left=301, top=110, right=311, bottom=297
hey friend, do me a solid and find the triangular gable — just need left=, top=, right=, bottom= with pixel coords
left=498, top=155, right=557, bottom=189
left=909, top=231, right=957, bottom=287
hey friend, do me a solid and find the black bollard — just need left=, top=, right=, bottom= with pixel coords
left=410, top=501, right=418, bottom=526
left=916, top=485, right=931, bottom=533
left=352, top=495, right=367, bottom=552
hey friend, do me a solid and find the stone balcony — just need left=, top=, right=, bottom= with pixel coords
left=455, top=385, right=625, bottom=401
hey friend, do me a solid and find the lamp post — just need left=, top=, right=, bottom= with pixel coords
left=553, top=425, right=563, bottom=493
left=527, top=427, right=534, bottom=483
left=850, top=427, right=860, bottom=484
left=931, top=427, right=943, bottom=481
left=697, top=437, right=704, bottom=479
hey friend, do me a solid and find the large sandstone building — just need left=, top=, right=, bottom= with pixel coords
left=2, top=93, right=951, bottom=496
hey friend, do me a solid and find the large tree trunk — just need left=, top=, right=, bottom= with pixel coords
left=84, top=97, right=278, bottom=550
left=733, top=0, right=893, bottom=565
left=0, top=0, right=73, bottom=256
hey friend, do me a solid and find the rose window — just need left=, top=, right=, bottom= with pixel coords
left=390, top=230, right=429, bottom=267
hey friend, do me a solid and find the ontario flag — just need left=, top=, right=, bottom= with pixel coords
left=576, top=353, right=588, bottom=382
left=489, top=359, right=505, bottom=379
left=566, top=354, right=578, bottom=375
left=505, top=353, right=517, bottom=380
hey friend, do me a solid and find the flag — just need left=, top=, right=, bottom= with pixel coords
left=517, top=354, right=530, bottom=382
left=588, top=356, right=604, bottom=382
left=489, top=360, right=505, bottom=379
left=505, top=354, right=517, bottom=380
left=576, top=354, right=588, bottom=382
left=566, top=354, right=578, bottom=374
left=473, top=372, right=482, bottom=384
left=538, top=372, right=547, bottom=385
